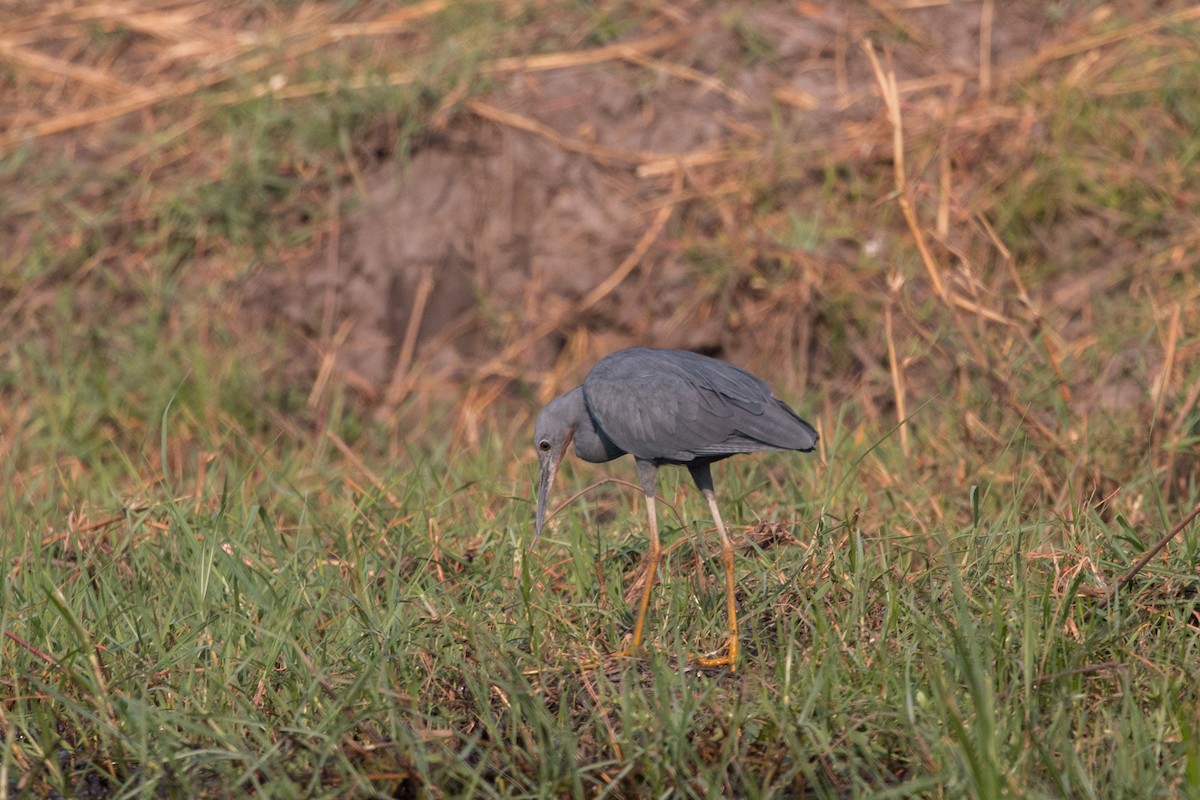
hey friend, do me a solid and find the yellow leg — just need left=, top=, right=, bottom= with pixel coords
left=695, top=486, right=739, bottom=671
left=624, top=492, right=660, bottom=655
left=547, top=492, right=658, bottom=671
left=614, top=458, right=663, bottom=661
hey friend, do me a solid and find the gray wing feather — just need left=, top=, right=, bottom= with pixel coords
left=583, top=348, right=817, bottom=462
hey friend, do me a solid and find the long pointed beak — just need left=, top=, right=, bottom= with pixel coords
left=535, top=457, right=557, bottom=538
left=534, top=433, right=572, bottom=538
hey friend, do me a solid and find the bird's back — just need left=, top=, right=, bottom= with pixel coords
left=583, top=347, right=817, bottom=463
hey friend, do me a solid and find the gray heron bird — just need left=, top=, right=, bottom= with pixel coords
left=534, top=347, right=818, bottom=669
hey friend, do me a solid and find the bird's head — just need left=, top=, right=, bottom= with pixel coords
left=534, top=394, right=578, bottom=537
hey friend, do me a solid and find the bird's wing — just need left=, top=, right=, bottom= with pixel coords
left=583, top=348, right=811, bottom=461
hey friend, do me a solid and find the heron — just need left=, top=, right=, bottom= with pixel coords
left=534, top=347, right=818, bottom=669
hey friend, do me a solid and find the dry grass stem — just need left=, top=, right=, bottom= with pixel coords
left=467, top=98, right=649, bottom=167
left=485, top=27, right=693, bottom=74
left=1099, top=501, right=1200, bottom=606
left=325, top=430, right=401, bottom=508
left=861, top=39, right=947, bottom=300
left=864, top=0, right=931, bottom=45
left=978, top=0, right=994, bottom=98
left=1016, top=5, right=1200, bottom=74
left=884, top=301, right=910, bottom=458
left=621, top=50, right=751, bottom=107
left=381, top=267, right=436, bottom=412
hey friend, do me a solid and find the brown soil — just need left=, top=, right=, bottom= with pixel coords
left=263, top=2, right=1071, bottom=400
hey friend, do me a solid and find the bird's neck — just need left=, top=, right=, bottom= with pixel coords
left=557, top=386, right=624, bottom=464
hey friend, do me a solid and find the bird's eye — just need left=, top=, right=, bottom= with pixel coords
left=538, top=440, right=551, bottom=452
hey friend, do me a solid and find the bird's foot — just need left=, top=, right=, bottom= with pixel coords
left=522, top=653, right=610, bottom=675
left=609, top=645, right=641, bottom=663
left=692, top=638, right=739, bottom=671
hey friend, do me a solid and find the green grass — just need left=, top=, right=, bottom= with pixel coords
left=3, top=1, right=1200, bottom=798
left=4, top=404, right=1198, bottom=797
